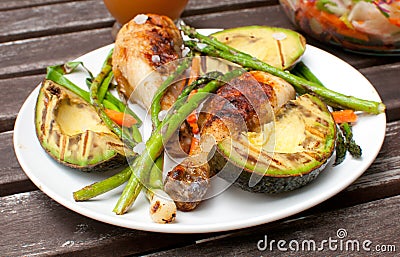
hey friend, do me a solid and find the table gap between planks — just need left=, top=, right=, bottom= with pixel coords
left=0, top=0, right=399, bottom=256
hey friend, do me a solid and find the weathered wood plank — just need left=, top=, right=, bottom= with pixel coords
left=0, top=28, right=114, bottom=80
left=0, top=74, right=43, bottom=133
left=0, top=0, right=83, bottom=11
left=149, top=195, right=400, bottom=256
left=0, top=191, right=206, bottom=256
left=360, top=62, right=400, bottom=122
left=0, top=131, right=36, bottom=196
left=183, top=0, right=276, bottom=16
left=0, top=0, right=114, bottom=43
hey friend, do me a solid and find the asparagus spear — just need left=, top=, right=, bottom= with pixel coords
left=98, top=70, right=114, bottom=103
left=113, top=69, right=244, bottom=214
left=181, top=25, right=386, bottom=115
left=72, top=72, right=229, bottom=206
left=151, top=57, right=192, bottom=127
left=46, top=66, right=90, bottom=102
left=341, top=122, right=362, bottom=158
left=89, top=50, right=138, bottom=149
left=177, top=71, right=223, bottom=102
left=73, top=167, right=132, bottom=201
left=291, top=61, right=324, bottom=88
left=161, top=71, right=223, bottom=123
left=334, top=126, right=347, bottom=166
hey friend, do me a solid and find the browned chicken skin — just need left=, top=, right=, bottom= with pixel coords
left=164, top=71, right=296, bottom=211
left=112, top=14, right=183, bottom=110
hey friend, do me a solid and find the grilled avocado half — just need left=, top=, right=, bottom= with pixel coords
left=209, top=94, right=336, bottom=193
left=211, top=26, right=306, bottom=70
left=35, top=80, right=131, bottom=172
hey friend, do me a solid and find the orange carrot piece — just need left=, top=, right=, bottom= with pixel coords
left=388, top=17, right=400, bottom=27
left=331, top=110, right=358, bottom=124
left=189, top=137, right=200, bottom=155
left=187, top=112, right=199, bottom=134
left=104, top=108, right=137, bottom=127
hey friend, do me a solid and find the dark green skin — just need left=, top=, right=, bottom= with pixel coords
left=209, top=149, right=329, bottom=193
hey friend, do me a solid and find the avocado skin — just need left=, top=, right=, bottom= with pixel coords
left=209, top=149, right=330, bottom=193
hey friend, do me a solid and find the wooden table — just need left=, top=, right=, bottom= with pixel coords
left=1, top=0, right=399, bottom=256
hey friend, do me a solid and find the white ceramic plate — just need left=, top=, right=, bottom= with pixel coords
left=13, top=30, right=386, bottom=233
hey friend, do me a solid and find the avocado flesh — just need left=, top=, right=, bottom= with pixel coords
left=35, top=80, right=130, bottom=171
left=211, top=26, right=306, bottom=70
left=209, top=94, right=336, bottom=193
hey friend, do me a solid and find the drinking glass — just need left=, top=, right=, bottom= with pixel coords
left=104, top=0, right=189, bottom=37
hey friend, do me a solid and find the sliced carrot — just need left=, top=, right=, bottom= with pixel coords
left=331, top=110, right=358, bottom=124
left=388, top=17, right=400, bottom=27
left=187, top=112, right=199, bottom=134
left=104, top=108, right=137, bottom=127
left=298, top=1, right=370, bottom=41
left=189, top=137, right=200, bottom=155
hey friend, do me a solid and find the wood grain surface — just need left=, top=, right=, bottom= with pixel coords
left=149, top=195, right=400, bottom=256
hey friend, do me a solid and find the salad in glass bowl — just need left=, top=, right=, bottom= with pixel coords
left=280, top=0, right=400, bottom=54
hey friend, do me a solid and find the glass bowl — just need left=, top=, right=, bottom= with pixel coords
left=279, top=0, right=400, bottom=55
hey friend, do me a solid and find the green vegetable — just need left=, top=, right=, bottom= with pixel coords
left=98, top=71, right=114, bottom=103
left=46, top=66, right=91, bottom=102
left=181, top=25, right=386, bottom=114
left=35, top=80, right=129, bottom=171
left=293, top=61, right=363, bottom=163
left=210, top=94, right=336, bottom=193
left=89, top=50, right=137, bottom=149
left=334, top=126, right=347, bottom=166
left=73, top=167, right=132, bottom=201
left=151, top=57, right=192, bottom=127
left=341, top=122, right=362, bottom=158
left=211, top=26, right=306, bottom=70
left=113, top=69, right=244, bottom=214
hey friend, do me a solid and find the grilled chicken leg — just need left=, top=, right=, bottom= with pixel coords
left=164, top=71, right=296, bottom=211
left=112, top=14, right=183, bottom=110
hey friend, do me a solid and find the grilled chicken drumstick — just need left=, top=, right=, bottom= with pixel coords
left=112, top=14, right=184, bottom=110
left=164, top=71, right=296, bottom=211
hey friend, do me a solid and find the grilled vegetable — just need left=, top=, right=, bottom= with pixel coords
left=341, top=122, right=362, bottom=158
left=35, top=80, right=131, bottom=171
left=209, top=94, right=336, bottom=193
left=113, top=70, right=244, bottom=215
left=211, top=26, right=306, bottom=70
left=182, top=25, right=386, bottom=114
